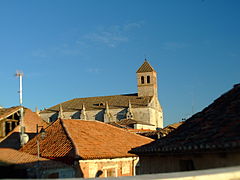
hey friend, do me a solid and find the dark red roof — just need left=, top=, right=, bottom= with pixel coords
left=132, top=84, right=240, bottom=154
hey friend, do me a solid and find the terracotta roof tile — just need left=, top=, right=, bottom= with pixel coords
left=21, top=119, right=153, bottom=160
left=41, top=93, right=152, bottom=113
left=136, top=61, right=156, bottom=73
left=0, top=148, right=49, bottom=164
left=128, top=129, right=153, bottom=133
left=62, top=119, right=153, bottom=159
left=135, top=122, right=184, bottom=139
left=107, top=122, right=127, bottom=129
left=118, top=118, right=155, bottom=126
left=23, top=108, right=48, bottom=133
left=132, top=84, right=240, bottom=153
left=20, top=120, right=74, bottom=159
left=0, top=148, right=70, bottom=169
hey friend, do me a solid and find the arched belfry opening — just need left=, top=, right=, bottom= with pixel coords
left=141, top=76, right=144, bottom=84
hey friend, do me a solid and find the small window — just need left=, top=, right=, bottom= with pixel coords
left=147, top=76, right=150, bottom=84
left=141, top=76, right=144, bottom=84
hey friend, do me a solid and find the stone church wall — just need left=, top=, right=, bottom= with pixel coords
left=40, top=105, right=162, bottom=129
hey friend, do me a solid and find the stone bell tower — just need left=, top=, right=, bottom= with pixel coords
left=136, top=60, right=158, bottom=97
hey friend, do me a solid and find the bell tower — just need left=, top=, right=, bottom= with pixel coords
left=136, top=60, right=158, bottom=97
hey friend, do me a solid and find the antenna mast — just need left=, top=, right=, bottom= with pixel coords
left=16, top=71, right=28, bottom=146
left=16, top=71, right=23, bottom=105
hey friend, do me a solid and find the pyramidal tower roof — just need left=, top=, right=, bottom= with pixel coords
left=136, top=60, right=156, bottom=73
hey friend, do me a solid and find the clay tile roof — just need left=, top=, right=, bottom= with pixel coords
left=166, top=122, right=184, bottom=129
left=41, top=93, right=152, bottom=113
left=136, top=60, right=156, bottom=73
left=128, top=129, right=153, bottom=133
left=132, top=83, right=240, bottom=154
left=20, top=119, right=74, bottom=159
left=62, top=119, right=153, bottom=159
left=107, top=122, right=127, bottom=129
left=134, top=122, right=184, bottom=140
left=0, top=148, right=49, bottom=164
left=0, top=106, right=21, bottom=120
left=21, top=119, right=153, bottom=160
left=118, top=118, right=155, bottom=126
left=0, top=148, right=71, bottom=169
left=23, top=108, right=48, bottom=133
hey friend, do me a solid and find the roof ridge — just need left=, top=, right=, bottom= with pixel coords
left=61, top=119, right=154, bottom=159
left=20, top=119, right=74, bottom=158
left=62, top=118, right=154, bottom=141
left=74, top=119, right=154, bottom=141
left=59, top=119, right=78, bottom=158
left=74, top=93, right=138, bottom=99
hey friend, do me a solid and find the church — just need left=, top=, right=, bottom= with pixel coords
left=40, top=60, right=163, bottom=130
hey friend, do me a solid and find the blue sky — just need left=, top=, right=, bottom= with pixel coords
left=0, top=0, right=239, bottom=126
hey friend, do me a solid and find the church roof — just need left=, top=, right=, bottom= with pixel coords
left=20, top=119, right=153, bottom=160
left=41, top=93, right=152, bottom=113
left=131, top=83, right=240, bottom=154
left=136, top=60, right=156, bottom=73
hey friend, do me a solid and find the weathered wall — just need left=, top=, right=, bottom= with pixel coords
left=137, top=71, right=158, bottom=97
left=139, top=152, right=240, bottom=174
left=96, top=166, right=240, bottom=180
left=78, top=157, right=138, bottom=178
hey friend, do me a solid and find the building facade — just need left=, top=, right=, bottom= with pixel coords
left=40, top=61, right=163, bottom=130
left=20, top=118, right=153, bottom=178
